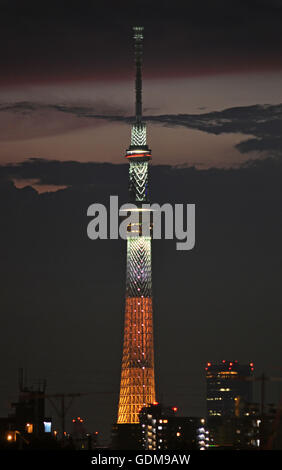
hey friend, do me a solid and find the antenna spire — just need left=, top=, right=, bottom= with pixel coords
left=125, top=26, right=150, bottom=157
left=133, top=26, right=144, bottom=123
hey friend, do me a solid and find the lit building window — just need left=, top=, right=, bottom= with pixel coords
left=26, top=423, right=33, bottom=434
left=6, top=431, right=17, bottom=442
left=44, top=421, right=52, bottom=433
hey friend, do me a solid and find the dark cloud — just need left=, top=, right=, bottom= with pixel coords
left=0, top=102, right=127, bottom=117
left=145, top=104, right=282, bottom=157
left=2, top=101, right=281, bottom=157
left=0, top=158, right=129, bottom=189
left=0, top=101, right=129, bottom=141
left=236, top=136, right=282, bottom=154
left=1, top=154, right=281, bottom=189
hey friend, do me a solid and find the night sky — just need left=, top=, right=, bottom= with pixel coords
left=0, top=0, right=282, bottom=444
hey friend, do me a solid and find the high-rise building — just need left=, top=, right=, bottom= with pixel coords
left=116, top=26, right=156, bottom=425
left=206, top=360, right=254, bottom=418
left=139, top=403, right=209, bottom=450
left=206, top=360, right=254, bottom=449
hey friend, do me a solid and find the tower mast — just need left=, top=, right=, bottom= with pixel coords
left=134, top=26, right=143, bottom=124
left=117, top=26, right=156, bottom=424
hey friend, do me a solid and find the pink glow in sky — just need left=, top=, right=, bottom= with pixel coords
left=0, top=71, right=281, bottom=178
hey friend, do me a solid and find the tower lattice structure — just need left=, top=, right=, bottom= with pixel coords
left=117, top=26, right=156, bottom=424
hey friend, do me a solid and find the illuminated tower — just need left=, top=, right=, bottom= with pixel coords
left=117, top=26, right=156, bottom=424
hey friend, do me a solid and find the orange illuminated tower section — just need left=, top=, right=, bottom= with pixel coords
left=117, top=26, right=156, bottom=424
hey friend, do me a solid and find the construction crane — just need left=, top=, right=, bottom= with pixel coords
left=45, top=392, right=85, bottom=438
left=17, top=388, right=116, bottom=438
left=12, top=369, right=115, bottom=439
left=18, top=390, right=89, bottom=438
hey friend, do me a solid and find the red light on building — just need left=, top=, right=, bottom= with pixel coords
left=172, top=407, right=178, bottom=412
left=207, top=362, right=211, bottom=367
left=153, top=401, right=159, bottom=405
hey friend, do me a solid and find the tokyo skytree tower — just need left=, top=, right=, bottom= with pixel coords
left=117, top=26, right=156, bottom=424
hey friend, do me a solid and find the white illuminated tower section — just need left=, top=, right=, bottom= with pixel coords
left=117, top=26, right=156, bottom=424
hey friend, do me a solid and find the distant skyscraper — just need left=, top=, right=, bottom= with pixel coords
left=205, top=360, right=254, bottom=418
left=205, top=361, right=255, bottom=449
left=117, top=26, right=156, bottom=424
